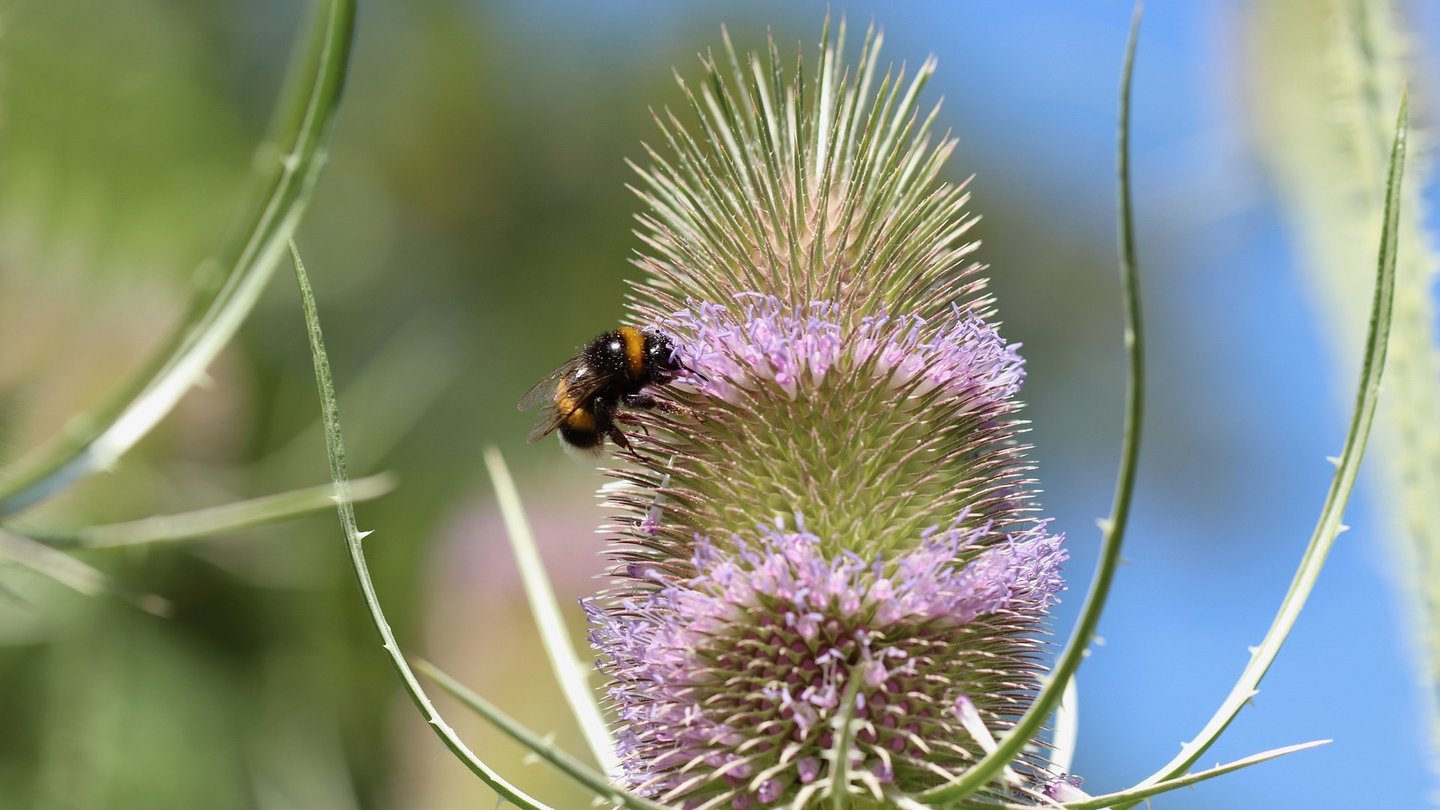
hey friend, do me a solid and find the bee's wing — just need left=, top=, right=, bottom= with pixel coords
left=518, top=357, right=577, bottom=412
left=517, top=359, right=606, bottom=443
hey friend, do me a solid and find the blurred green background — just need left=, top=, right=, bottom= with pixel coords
left=0, top=2, right=1434, bottom=808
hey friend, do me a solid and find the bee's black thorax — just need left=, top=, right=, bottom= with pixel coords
left=581, top=330, right=639, bottom=386
left=579, top=327, right=680, bottom=393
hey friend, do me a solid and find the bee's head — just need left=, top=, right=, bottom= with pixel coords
left=642, top=329, right=683, bottom=382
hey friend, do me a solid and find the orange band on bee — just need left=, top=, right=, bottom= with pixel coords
left=562, top=405, right=596, bottom=432
left=618, top=326, right=646, bottom=378
left=556, top=391, right=597, bottom=431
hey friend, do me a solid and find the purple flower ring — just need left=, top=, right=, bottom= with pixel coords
left=589, top=518, right=1066, bottom=806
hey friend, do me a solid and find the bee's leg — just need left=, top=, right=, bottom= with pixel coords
left=621, top=393, right=659, bottom=410
left=607, top=424, right=652, bottom=464
left=590, top=399, right=630, bottom=454
left=618, top=394, right=658, bottom=437
left=623, top=393, right=702, bottom=421
left=619, top=418, right=652, bottom=438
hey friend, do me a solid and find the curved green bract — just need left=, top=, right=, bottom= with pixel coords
left=291, top=242, right=552, bottom=810
left=946, top=740, right=1329, bottom=810
left=18, top=474, right=395, bottom=549
left=416, top=660, right=670, bottom=810
left=918, top=7, right=1146, bottom=804
left=0, top=0, right=356, bottom=517
left=483, top=447, right=619, bottom=777
left=1112, top=93, right=1407, bottom=809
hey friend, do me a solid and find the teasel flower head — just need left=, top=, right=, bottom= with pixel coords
left=586, top=20, right=1070, bottom=807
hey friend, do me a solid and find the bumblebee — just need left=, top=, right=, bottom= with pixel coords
left=518, top=326, right=682, bottom=453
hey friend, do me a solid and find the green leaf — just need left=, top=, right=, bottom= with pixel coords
left=918, top=6, right=1146, bottom=802
left=290, top=241, right=550, bottom=810
left=482, top=447, right=618, bottom=776
left=1249, top=0, right=1440, bottom=778
left=0, top=0, right=355, bottom=517
left=17, top=473, right=395, bottom=549
left=0, top=529, right=169, bottom=616
left=1114, top=91, right=1407, bottom=808
left=415, top=659, right=668, bottom=810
